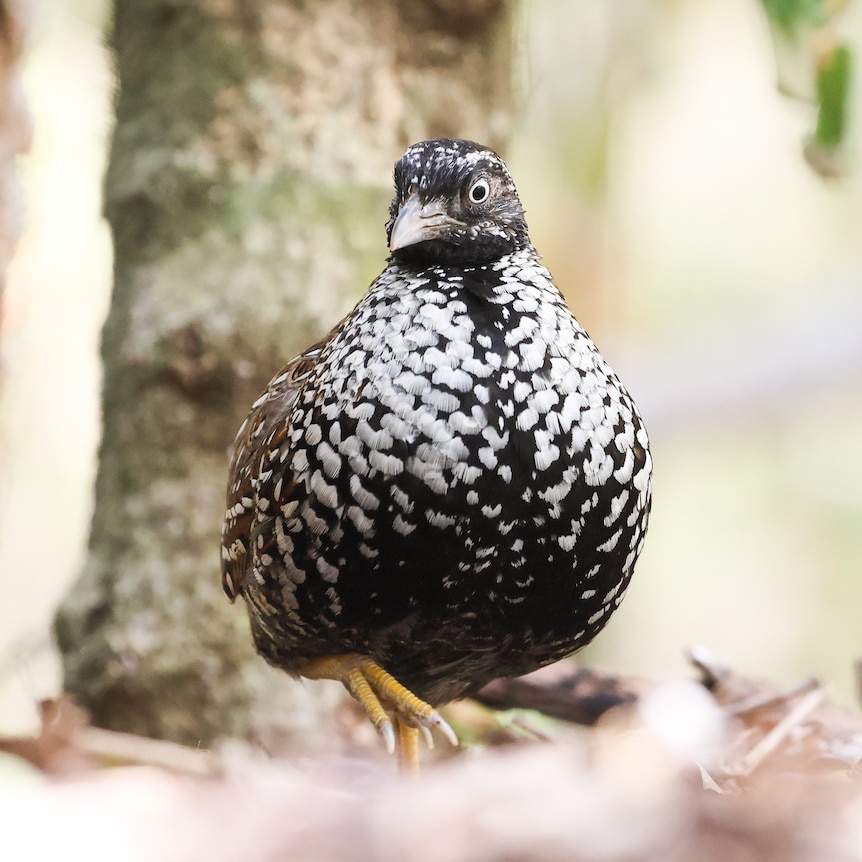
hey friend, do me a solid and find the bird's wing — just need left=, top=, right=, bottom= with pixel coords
left=220, top=327, right=340, bottom=602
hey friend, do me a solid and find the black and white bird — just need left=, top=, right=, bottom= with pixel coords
left=222, top=139, right=652, bottom=769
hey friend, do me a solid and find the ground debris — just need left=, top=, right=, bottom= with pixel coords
left=3, top=653, right=862, bottom=861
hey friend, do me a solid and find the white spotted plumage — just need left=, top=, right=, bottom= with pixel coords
left=221, top=139, right=652, bottom=706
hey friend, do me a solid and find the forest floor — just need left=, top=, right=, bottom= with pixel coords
left=3, top=649, right=862, bottom=861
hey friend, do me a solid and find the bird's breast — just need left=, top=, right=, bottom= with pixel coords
left=268, top=265, right=649, bottom=605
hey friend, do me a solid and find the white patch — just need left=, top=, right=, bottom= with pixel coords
left=275, top=520, right=295, bottom=556
left=558, top=533, right=577, bottom=552
left=452, top=462, right=482, bottom=484
left=540, top=479, right=571, bottom=506
left=534, top=444, right=560, bottom=472
left=597, top=528, right=622, bottom=553
left=478, top=447, right=497, bottom=469
left=504, top=317, right=538, bottom=348
left=513, top=295, right=538, bottom=314
left=355, top=539, right=380, bottom=560
left=603, top=582, right=622, bottom=604
left=518, top=342, right=545, bottom=372
left=407, top=458, right=448, bottom=494
left=613, top=449, right=635, bottom=485
left=380, top=411, right=413, bottom=441
left=421, top=387, right=460, bottom=413
left=394, top=371, right=430, bottom=396
left=529, top=389, right=559, bottom=415
left=449, top=410, right=482, bottom=435
left=473, top=384, right=490, bottom=404
left=391, top=484, right=413, bottom=513
left=588, top=609, right=605, bottom=626
left=614, top=425, right=635, bottom=452
left=357, top=421, right=393, bottom=451
left=303, top=505, right=329, bottom=535
left=317, top=441, right=342, bottom=479
left=560, top=391, right=586, bottom=425
left=432, top=365, right=473, bottom=392
left=593, top=424, right=614, bottom=449
left=309, top=470, right=338, bottom=509
left=516, top=407, right=539, bottom=431
left=346, top=505, right=373, bottom=534
left=393, top=514, right=416, bottom=535
left=368, top=450, right=404, bottom=476
left=481, top=426, right=508, bottom=450
left=316, top=557, right=340, bottom=583
left=349, top=474, right=379, bottom=510
left=634, top=461, right=651, bottom=492
left=462, top=357, right=494, bottom=378
left=445, top=338, right=473, bottom=360
left=347, top=450, right=371, bottom=478
left=583, top=443, right=615, bottom=487
left=512, top=380, right=532, bottom=402
left=349, top=402, right=375, bottom=421
left=604, top=490, right=630, bottom=526
left=337, top=434, right=361, bottom=459
left=418, top=302, right=454, bottom=331
left=425, top=509, right=457, bottom=529
left=437, top=437, right=470, bottom=462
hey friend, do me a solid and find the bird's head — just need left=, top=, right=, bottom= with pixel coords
left=386, top=139, right=530, bottom=267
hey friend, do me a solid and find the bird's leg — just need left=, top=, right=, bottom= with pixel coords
left=395, top=716, right=421, bottom=776
left=300, top=654, right=458, bottom=767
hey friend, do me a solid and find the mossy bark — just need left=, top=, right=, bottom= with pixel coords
left=0, top=0, right=31, bottom=332
left=54, top=0, right=514, bottom=748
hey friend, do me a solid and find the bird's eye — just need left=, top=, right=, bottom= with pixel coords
left=467, top=178, right=491, bottom=205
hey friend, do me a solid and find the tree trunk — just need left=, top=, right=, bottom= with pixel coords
left=0, top=0, right=31, bottom=334
left=54, top=0, right=514, bottom=749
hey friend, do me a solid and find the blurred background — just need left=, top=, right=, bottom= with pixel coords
left=1, top=0, right=860, bottom=735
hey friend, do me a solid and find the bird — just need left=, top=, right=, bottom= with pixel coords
left=221, top=138, right=652, bottom=771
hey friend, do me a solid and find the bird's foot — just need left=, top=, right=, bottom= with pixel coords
left=300, top=654, right=458, bottom=771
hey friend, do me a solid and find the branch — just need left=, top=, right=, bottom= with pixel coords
left=473, top=663, right=654, bottom=725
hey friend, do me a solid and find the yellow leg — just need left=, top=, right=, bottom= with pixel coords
left=396, top=718, right=421, bottom=775
left=301, top=654, right=458, bottom=767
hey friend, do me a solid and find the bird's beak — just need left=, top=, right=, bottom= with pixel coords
left=389, top=195, right=462, bottom=252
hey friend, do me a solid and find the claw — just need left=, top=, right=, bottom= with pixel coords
left=300, top=654, right=460, bottom=769
left=380, top=721, right=397, bottom=755
left=427, top=710, right=459, bottom=748
left=417, top=722, right=434, bottom=750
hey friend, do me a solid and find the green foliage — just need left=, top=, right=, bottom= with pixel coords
left=760, top=0, right=854, bottom=175
left=760, top=0, right=829, bottom=34
left=813, top=43, right=852, bottom=149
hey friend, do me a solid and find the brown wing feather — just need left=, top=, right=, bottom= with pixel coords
left=220, top=328, right=340, bottom=602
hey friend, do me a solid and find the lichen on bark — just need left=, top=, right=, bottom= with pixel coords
left=55, top=0, right=514, bottom=748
